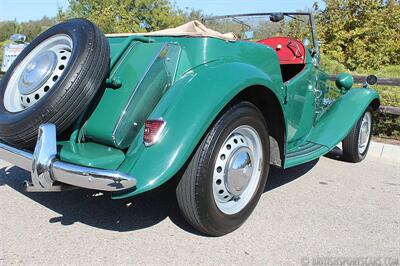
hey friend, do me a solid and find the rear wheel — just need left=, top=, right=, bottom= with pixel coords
left=342, top=108, right=373, bottom=162
left=176, top=102, right=270, bottom=236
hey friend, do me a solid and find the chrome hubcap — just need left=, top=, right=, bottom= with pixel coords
left=225, top=147, right=253, bottom=197
left=3, top=34, right=73, bottom=112
left=358, top=112, right=372, bottom=154
left=213, top=125, right=263, bottom=215
left=18, top=51, right=57, bottom=95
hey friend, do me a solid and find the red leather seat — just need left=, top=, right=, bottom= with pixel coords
left=257, top=37, right=306, bottom=65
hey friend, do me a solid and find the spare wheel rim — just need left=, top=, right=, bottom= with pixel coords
left=3, top=34, right=73, bottom=113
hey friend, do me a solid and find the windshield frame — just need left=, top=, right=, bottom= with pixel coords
left=202, top=12, right=319, bottom=61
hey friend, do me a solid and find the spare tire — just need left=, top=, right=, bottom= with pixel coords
left=0, top=18, right=110, bottom=148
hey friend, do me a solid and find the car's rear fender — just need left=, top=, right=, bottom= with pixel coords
left=113, top=60, right=285, bottom=198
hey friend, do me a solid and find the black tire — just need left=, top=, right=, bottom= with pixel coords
left=176, top=102, right=270, bottom=236
left=0, top=19, right=110, bottom=148
left=342, top=108, right=374, bottom=163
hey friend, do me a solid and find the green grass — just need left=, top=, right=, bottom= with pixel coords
left=365, top=65, right=400, bottom=79
left=374, top=86, right=400, bottom=107
left=320, top=55, right=400, bottom=78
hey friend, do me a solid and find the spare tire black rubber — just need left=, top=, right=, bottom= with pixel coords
left=0, top=18, right=110, bottom=148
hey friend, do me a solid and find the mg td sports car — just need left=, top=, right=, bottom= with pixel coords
left=0, top=12, right=379, bottom=236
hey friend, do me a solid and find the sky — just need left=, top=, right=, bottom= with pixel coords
left=0, top=0, right=321, bottom=22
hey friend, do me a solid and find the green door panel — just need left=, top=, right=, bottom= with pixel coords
left=285, top=63, right=316, bottom=148
left=284, top=88, right=379, bottom=168
left=112, top=61, right=285, bottom=199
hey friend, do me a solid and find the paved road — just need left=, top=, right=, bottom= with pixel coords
left=0, top=152, right=399, bottom=265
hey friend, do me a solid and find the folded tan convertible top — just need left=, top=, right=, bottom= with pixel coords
left=106, top=20, right=237, bottom=41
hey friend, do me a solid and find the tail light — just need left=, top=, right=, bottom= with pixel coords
left=143, top=119, right=166, bottom=147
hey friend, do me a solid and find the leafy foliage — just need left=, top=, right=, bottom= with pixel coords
left=320, top=55, right=349, bottom=74
left=321, top=56, right=400, bottom=107
left=0, top=1, right=399, bottom=138
left=0, top=21, right=18, bottom=42
left=0, top=17, right=56, bottom=65
left=0, top=17, right=56, bottom=43
left=374, top=113, right=400, bottom=138
left=315, top=0, right=400, bottom=71
left=57, top=0, right=188, bottom=33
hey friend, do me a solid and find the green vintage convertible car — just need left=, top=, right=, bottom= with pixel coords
left=0, top=12, right=379, bottom=236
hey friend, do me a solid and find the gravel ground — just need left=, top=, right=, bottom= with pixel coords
left=0, top=153, right=399, bottom=265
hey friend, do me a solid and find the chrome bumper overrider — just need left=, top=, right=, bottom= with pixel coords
left=0, top=124, right=136, bottom=192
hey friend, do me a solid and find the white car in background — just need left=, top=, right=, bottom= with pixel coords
left=1, top=34, right=29, bottom=73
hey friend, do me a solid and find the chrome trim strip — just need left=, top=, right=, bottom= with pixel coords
left=0, top=142, right=33, bottom=171
left=111, top=43, right=167, bottom=145
left=0, top=124, right=136, bottom=192
left=52, top=161, right=136, bottom=191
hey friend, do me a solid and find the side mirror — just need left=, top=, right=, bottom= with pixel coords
left=335, top=73, right=354, bottom=92
left=365, top=75, right=378, bottom=87
left=270, top=13, right=285, bottom=23
left=10, top=34, right=26, bottom=43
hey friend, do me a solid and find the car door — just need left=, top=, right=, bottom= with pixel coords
left=285, top=62, right=317, bottom=149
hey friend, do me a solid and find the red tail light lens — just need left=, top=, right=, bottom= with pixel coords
left=143, top=119, right=166, bottom=146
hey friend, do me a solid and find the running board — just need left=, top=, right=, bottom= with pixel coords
left=284, top=88, right=379, bottom=168
left=284, top=141, right=329, bottom=168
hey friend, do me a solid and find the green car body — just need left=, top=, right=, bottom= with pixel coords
left=55, top=34, right=379, bottom=199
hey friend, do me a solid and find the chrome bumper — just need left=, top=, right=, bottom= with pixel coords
left=0, top=124, right=136, bottom=192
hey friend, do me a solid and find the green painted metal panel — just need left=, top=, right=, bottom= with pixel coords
left=285, top=62, right=316, bottom=148
left=108, top=37, right=129, bottom=60
left=85, top=36, right=285, bottom=149
left=53, top=35, right=379, bottom=198
left=85, top=42, right=166, bottom=146
left=307, top=88, right=379, bottom=148
left=58, top=141, right=125, bottom=170
left=111, top=43, right=181, bottom=148
left=284, top=88, right=379, bottom=168
left=112, top=60, right=284, bottom=199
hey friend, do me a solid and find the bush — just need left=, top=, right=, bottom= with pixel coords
left=374, top=113, right=400, bottom=139
left=320, top=55, right=349, bottom=75
left=374, top=86, right=400, bottom=107
left=321, top=56, right=400, bottom=108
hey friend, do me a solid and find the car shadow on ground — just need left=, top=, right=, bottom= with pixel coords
left=324, top=146, right=349, bottom=162
left=0, top=159, right=319, bottom=236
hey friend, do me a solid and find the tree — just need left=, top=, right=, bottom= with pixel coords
left=0, top=21, right=19, bottom=42
left=58, top=0, right=187, bottom=33
left=316, top=0, right=400, bottom=70
left=19, top=16, right=57, bottom=40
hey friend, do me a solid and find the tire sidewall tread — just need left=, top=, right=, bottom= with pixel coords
left=177, top=102, right=270, bottom=236
left=0, top=19, right=110, bottom=148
